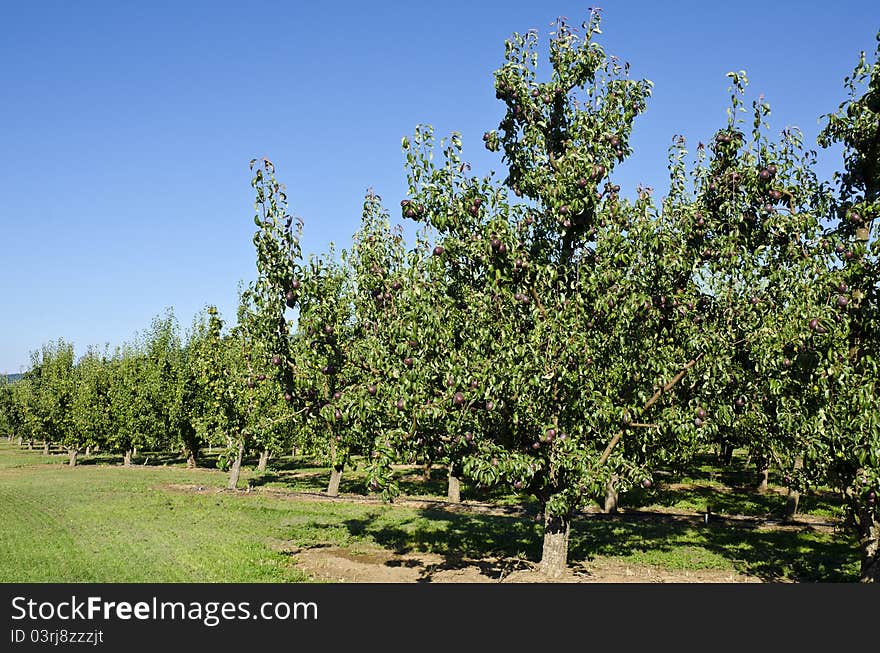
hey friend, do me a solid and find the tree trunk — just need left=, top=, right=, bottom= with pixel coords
left=423, top=459, right=432, bottom=482
left=857, top=508, right=880, bottom=583
left=85, top=446, right=91, bottom=456
left=291, top=446, right=298, bottom=459
left=227, top=444, right=244, bottom=490
left=17, top=436, right=22, bottom=447
left=783, top=456, right=804, bottom=522
left=68, top=448, right=78, bottom=467
left=604, top=474, right=619, bottom=514
left=326, top=464, right=344, bottom=497
left=123, top=449, right=132, bottom=467
left=133, top=446, right=138, bottom=456
left=185, top=447, right=198, bottom=469
left=783, top=488, right=800, bottom=522
left=757, top=462, right=769, bottom=493
left=540, top=512, right=571, bottom=579
left=721, top=443, right=734, bottom=466
left=27, top=439, right=33, bottom=449
left=257, top=449, right=269, bottom=472
left=447, top=466, right=461, bottom=503
left=43, top=441, right=50, bottom=455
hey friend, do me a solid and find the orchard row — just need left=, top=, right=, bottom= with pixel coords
left=2, top=12, right=878, bottom=580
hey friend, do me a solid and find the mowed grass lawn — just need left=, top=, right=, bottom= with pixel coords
left=0, top=441, right=862, bottom=582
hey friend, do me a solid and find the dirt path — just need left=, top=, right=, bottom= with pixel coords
left=278, top=542, right=762, bottom=583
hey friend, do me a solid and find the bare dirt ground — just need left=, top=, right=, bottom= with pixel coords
left=277, top=542, right=762, bottom=583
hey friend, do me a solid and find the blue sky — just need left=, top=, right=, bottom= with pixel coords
left=1, top=0, right=877, bottom=373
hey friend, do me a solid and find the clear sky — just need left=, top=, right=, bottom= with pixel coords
left=1, top=0, right=877, bottom=373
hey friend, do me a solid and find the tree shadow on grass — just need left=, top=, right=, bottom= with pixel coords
left=248, top=472, right=281, bottom=487
left=367, top=467, right=522, bottom=506
left=72, top=454, right=116, bottom=466
left=254, top=467, right=379, bottom=497
left=620, top=483, right=843, bottom=523
left=571, top=514, right=858, bottom=582
left=323, top=506, right=859, bottom=583
left=131, top=450, right=189, bottom=467
left=264, top=457, right=328, bottom=473
left=248, top=468, right=373, bottom=495
left=635, top=484, right=787, bottom=517
left=394, top=468, right=450, bottom=498
left=337, top=508, right=543, bottom=581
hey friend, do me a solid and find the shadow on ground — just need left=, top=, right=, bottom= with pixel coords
left=303, top=505, right=860, bottom=582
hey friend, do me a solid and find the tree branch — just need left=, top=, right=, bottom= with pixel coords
left=528, top=287, right=547, bottom=318
left=647, top=353, right=705, bottom=411
left=257, top=407, right=307, bottom=431
left=595, top=352, right=706, bottom=468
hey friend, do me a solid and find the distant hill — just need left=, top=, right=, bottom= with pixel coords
left=4, top=373, right=23, bottom=384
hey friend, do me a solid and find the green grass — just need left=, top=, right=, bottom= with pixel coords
left=0, top=441, right=862, bottom=582
left=619, top=452, right=847, bottom=522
